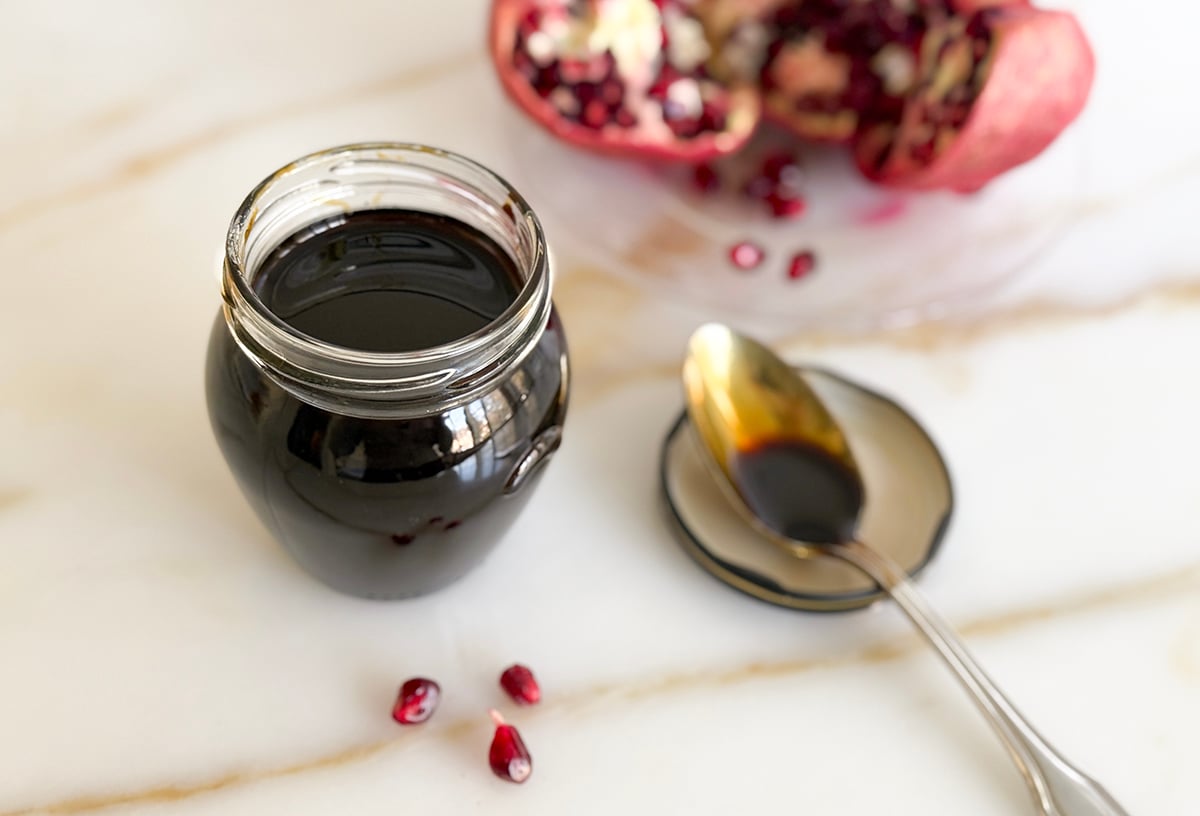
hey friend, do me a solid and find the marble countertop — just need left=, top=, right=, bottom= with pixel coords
left=2, top=1, right=1197, bottom=813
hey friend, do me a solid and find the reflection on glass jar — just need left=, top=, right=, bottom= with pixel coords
left=205, top=144, right=569, bottom=599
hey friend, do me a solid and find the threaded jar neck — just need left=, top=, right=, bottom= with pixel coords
left=220, top=143, right=552, bottom=418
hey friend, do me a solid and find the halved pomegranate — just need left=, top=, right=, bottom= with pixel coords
left=854, top=4, right=1094, bottom=191
left=703, top=0, right=1092, bottom=191
left=490, top=0, right=762, bottom=162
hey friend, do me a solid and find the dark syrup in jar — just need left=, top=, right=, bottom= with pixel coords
left=206, top=210, right=568, bottom=598
left=255, top=210, right=521, bottom=351
left=730, top=441, right=864, bottom=544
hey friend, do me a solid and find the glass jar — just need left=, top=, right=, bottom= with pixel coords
left=205, top=144, right=569, bottom=599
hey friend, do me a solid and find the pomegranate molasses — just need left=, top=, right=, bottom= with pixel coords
left=255, top=211, right=522, bottom=352
left=206, top=144, right=568, bottom=600
left=731, top=441, right=864, bottom=545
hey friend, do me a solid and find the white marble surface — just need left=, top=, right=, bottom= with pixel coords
left=2, top=1, right=1198, bottom=813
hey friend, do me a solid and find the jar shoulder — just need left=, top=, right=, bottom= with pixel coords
left=206, top=312, right=568, bottom=477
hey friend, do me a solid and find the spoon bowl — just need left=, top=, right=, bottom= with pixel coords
left=678, top=323, right=1131, bottom=816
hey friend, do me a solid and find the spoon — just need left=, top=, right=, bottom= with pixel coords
left=682, top=323, right=1130, bottom=816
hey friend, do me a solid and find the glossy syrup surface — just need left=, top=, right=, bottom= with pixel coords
left=731, top=441, right=863, bottom=545
left=254, top=209, right=521, bottom=351
left=207, top=209, right=567, bottom=599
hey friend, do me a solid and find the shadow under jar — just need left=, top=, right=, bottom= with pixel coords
left=206, top=144, right=569, bottom=599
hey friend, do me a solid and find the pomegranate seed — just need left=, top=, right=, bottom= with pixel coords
left=729, top=241, right=765, bottom=271
left=698, top=101, right=726, bottom=131
left=488, top=710, right=532, bottom=784
left=761, top=152, right=799, bottom=182
left=691, top=163, right=720, bottom=194
left=558, top=59, right=590, bottom=85
left=574, top=82, right=598, bottom=105
left=392, top=678, right=440, bottom=725
left=788, top=251, right=817, bottom=280
left=600, top=79, right=624, bottom=106
left=911, top=137, right=937, bottom=164
left=767, top=193, right=807, bottom=220
left=500, top=664, right=541, bottom=705
left=582, top=99, right=609, bottom=128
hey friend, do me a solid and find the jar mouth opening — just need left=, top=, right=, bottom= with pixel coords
left=223, top=143, right=550, bottom=374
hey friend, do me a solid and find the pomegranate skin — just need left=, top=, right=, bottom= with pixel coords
left=952, top=0, right=1032, bottom=11
left=858, top=6, right=1094, bottom=192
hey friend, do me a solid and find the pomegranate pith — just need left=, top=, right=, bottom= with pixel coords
left=392, top=678, right=441, bottom=725
left=488, top=709, right=533, bottom=784
left=500, top=664, right=542, bottom=705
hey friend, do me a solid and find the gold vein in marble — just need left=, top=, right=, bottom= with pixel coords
left=0, top=489, right=32, bottom=513
left=1169, top=612, right=1200, bottom=683
left=0, top=50, right=485, bottom=234
left=774, top=275, right=1200, bottom=353
left=7, top=562, right=1198, bottom=816
left=554, top=264, right=1200, bottom=406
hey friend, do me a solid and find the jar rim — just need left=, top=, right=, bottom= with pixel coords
left=220, top=143, right=554, bottom=416
left=224, top=142, right=548, bottom=366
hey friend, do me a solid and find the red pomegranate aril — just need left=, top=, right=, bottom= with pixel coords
left=788, top=250, right=817, bottom=280
left=600, top=79, right=625, bottom=106
left=767, top=192, right=807, bottom=219
left=698, top=101, right=728, bottom=132
left=500, top=664, right=541, bottom=705
left=692, top=163, right=721, bottom=193
left=488, top=709, right=533, bottom=784
left=392, top=678, right=441, bottom=725
left=583, top=99, right=609, bottom=128
left=558, top=58, right=590, bottom=85
left=761, top=151, right=800, bottom=182
left=729, top=241, right=765, bottom=270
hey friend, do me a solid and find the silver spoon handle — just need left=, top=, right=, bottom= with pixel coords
left=828, top=539, right=1131, bottom=816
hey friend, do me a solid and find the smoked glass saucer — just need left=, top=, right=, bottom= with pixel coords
left=505, top=112, right=1089, bottom=333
